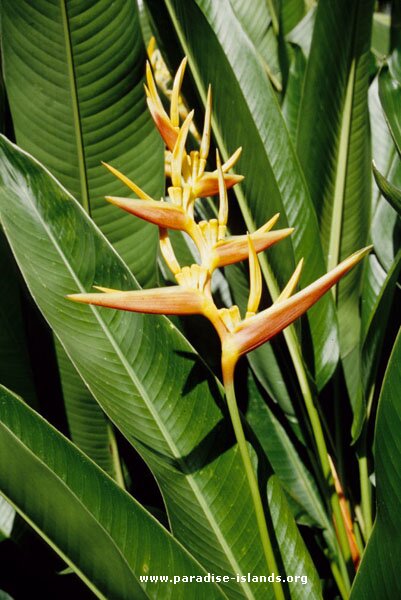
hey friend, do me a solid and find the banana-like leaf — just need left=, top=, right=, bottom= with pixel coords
left=279, top=0, right=307, bottom=36
left=370, top=56, right=401, bottom=271
left=285, top=7, right=316, bottom=57
left=0, top=137, right=322, bottom=598
left=372, top=162, right=401, bottom=216
left=369, top=75, right=395, bottom=211
left=147, top=0, right=339, bottom=393
left=296, top=0, right=374, bottom=415
left=0, top=495, right=15, bottom=542
left=228, top=0, right=282, bottom=91
left=355, top=245, right=401, bottom=438
left=1, top=0, right=163, bottom=286
left=361, top=249, right=401, bottom=397
left=245, top=371, right=331, bottom=534
left=379, top=63, right=401, bottom=158
left=0, top=0, right=164, bottom=477
left=371, top=12, right=391, bottom=58
left=54, top=340, right=123, bottom=482
left=137, top=0, right=154, bottom=46
left=0, top=385, right=225, bottom=600
left=282, top=45, right=306, bottom=144
left=350, top=327, right=401, bottom=599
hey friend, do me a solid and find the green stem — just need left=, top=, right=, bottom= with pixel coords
left=284, top=329, right=352, bottom=590
left=334, top=373, right=345, bottom=485
left=107, top=424, right=125, bottom=489
left=266, top=0, right=280, bottom=36
left=223, top=359, right=285, bottom=600
left=359, top=455, right=372, bottom=540
left=331, top=561, right=349, bottom=600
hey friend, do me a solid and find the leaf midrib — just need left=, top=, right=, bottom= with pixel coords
left=60, top=0, right=90, bottom=213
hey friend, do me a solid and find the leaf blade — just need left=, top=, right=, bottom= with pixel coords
left=0, top=385, right=225, bottom=600
left=350, top=328, right=401, bottom=598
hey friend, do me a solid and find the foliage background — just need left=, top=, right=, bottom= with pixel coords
left=0, top=1, right=400, bottom=599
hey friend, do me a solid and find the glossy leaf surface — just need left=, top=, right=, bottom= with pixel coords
left=0, top=0, right=164, bottom=479
left=55, top=341, right=122, bottom=480
left=297, top=0, right=374, bottom=414
left=350, top=328, right=401, bottom=599
left=245, top=372, right=330, bottom=533
left=0, top=385, right=224, bottom=600
left=0, top=496, right=15, bottom=542
left=1, top=0, right=163, bottom=285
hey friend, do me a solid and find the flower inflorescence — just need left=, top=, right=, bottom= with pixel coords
left=69, top=55, right=371, bottom=375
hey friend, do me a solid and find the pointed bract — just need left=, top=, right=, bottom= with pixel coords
left=105, top=196, right=189, bottom=230
left=276, top=259, right=304, bottom=303
left=67, top=286, right=205, bottom=315
left=213, top=228, right=293, bottom=267
left=226, top=247, right=372, bottom=357
left=170, top=57, right=187, bottom=127
left=102, top=162, right=153, bottom=200
left=146, top=97, right=178, bottom=151
left=193, top=172, right=244, bottom=198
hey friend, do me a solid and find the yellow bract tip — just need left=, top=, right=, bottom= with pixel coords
left=276, top=259, right=304, bottom=303
left=170, top=57, right=188, bottom=128
left=246, top=234, right=262, bottom=316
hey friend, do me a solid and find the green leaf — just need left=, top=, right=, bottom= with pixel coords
left=371, top=193, right=401, bottom=272
left=0, top=385, right=225, bottom=600
left=137, top=0, right=154, bottom=47
left=285, top=7, right=316, bottom=57
left=282, top=45, right=307, bottom=144
left=279, top=0, right=307, bottom=36
left=54, top=340, right=124, bottom=482
left=361, top=249, right=401, bottom=397
left=371, top=12, right=391, bottom=58
left=372, top=162, right=401, bottom=216
left=245, top=371, right=330, bottom=534
left=228, top=0, right=282, bottom=91
left=0, top=495, right=15, bottom=542
left=267, top=476, right=322, bottom=599
left=350, top=327, right=401, bottom=599
left=379, top=62, right=401, bottom=158
left=0, top=136, right=322, bottom=599
left=369, top=75, right=395, bottom=212
left=352, top=247, right=400, bottom=438
left=148, top=0, right=339, bottom=393
left=371, top=55, right=401, bottom=270
left=1, top=0, right=163, bottom=286
left=296, top=0, right=374, bottom=412
left=0, top=0, right=163, bottom=478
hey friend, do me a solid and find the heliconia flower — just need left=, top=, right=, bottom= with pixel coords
left=68, top=247, right=372, bottom=374
left=70, top=57, right=372, bottom=388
